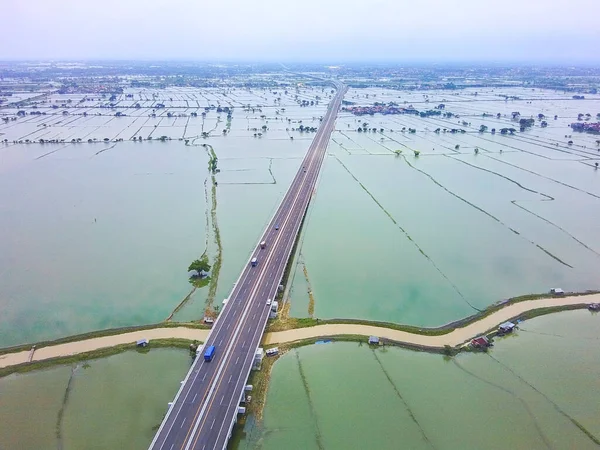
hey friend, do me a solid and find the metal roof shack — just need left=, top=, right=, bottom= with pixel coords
left=550, top=288, right=565, bottom=295
left=498, top=322, right=516, bottom=334
left=136, top=338, right=149, bottom=347
left=588, top=303, right=600, bottom=311
left=266, top=347, right=279, bottom=357
left=471, top=336, right=490, bottom=348
left=368, top=336, right=380, bottom=345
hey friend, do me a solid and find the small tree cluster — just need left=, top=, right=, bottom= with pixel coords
left=188, top=255, right=211, bottom=276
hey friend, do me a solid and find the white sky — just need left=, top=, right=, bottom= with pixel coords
left=3, top=0, right=599, bottom=62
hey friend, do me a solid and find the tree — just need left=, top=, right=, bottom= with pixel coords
left=188, top=256, right=211, bottom=275
left=479, top=125, right=488, bottom=133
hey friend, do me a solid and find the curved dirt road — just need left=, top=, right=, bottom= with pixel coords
left=1, top=294, right=597, bottom=371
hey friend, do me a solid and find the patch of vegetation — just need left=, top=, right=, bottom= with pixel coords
left=207, top=145, right=218, bottom=173
left=190, top=277, right=210, bottom=289
left=187, top=253, right=212, bottom=294
left=302, top=263, right=315, bottom=318
left=206, top=176, right=222, bottom=312
left=268, top=317, right=319, bottom=332
left=188, top=254, right=211, bottom=275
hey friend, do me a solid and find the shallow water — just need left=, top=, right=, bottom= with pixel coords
left=289, top=89, right=600, bottom=325
left=1, top=85, right=599, bottom=346
left=238, top=310, right=600, bottom=450
left=0, top=86, right=323, bottom=346
left=0, top=140, right=207, bottom=346
left=0, top=348, right=190, bottom=450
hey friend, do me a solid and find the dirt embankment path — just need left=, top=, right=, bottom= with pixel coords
left=1, top=294, right=598, bottom=371
left=265, top=294, right=599, bottom=347
left=0, top=328, right=210, bottom=370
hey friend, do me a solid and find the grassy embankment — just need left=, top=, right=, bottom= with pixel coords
left=266, top=291, right=599, bottom=335
left=0, top=338, right=195, bottom=378
left=170, top=141, right=223, bottom=320
left=248, top=300, right=598, bottom=422
left=205, top=144, right=223, bottom=315
left=2, top=297, right=593, bottom=379
left=0, top=322, right=208, bottom=357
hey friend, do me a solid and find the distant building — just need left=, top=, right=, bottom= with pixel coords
left=550, top=288, right=564, bottom=295
left=266, top=347, right=279, bottom=357
left=368, top=336, right=380, bottom=345
left=498, top=322, right=516, bottom=334
left=136, top=338, right=149, bottom=347
left=471, top=336, right=490, bottom=348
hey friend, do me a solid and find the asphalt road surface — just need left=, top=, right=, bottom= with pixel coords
left=149, top=81, right=347, bottom=450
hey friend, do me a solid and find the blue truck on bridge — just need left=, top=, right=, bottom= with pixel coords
left=204, top=345, right=216, bottom=362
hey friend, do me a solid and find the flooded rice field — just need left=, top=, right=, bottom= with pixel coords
left=288, top=87, right=600, bottom=325
left=0, top=84, right=325, bottom=346
left=1, top=84, right=599, bottom=345
left=0, top=348, right=190, bottom=450
left=237, top=309, right=600, bottom=450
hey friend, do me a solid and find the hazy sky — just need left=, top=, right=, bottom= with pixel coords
left=4, top=0, right=599, bottom=63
